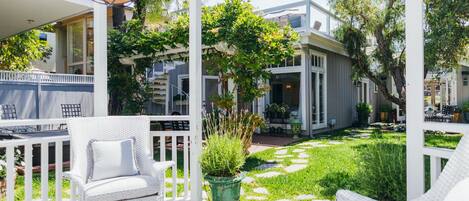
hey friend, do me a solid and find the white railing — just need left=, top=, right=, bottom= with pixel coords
left=423, top=146, right=453, bottom=186
left=0, top=116, right=191, bottom=201
left=260, top=0, right=342, bottom=38
left=0, top=71, right=94, bottom=84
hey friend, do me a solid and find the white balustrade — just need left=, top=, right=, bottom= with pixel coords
left=0, top=116, right=192, bottom=201
left=0, top=71, right=93, bottom=84
left=423, top=147, right=454, bottom=187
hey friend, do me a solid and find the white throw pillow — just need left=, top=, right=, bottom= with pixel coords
left=444, top=178, right=469, bottom=201
left=88, top=138, right=139, bottom=182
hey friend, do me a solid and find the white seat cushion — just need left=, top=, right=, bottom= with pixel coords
left=88, top=138, right=139, bottom=181
left=444, top=178, right=469, bottom=201
left=84, top=175, right=160, bottom=201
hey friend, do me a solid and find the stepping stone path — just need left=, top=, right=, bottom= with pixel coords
left=296, top=194, right=316, bottom=200
left=253, top=187, right=269, bottom=195
left=243, top=176, right=255, bottom=184
left=292, top=149, right=305, bottom=153
left=328, top=141, right=343, bottom=145
left=255, top=171, right=284, bottom=178
left=275, top=154, right=294, bottom=158
left=284, top=164, right=307, bottom=173
left=256, top=163, right=283, bottom=170
left=267, top=159, right=284, bottom=163
left=291, top=159, right=308, bottom=164
left=298, top=153, right=309, bottom=158
left=246, top=196, right=267, bottom=200
left=275, top=149, right=288, bottom=155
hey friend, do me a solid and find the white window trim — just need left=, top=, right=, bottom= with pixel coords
left=66, top=18, right=87, bottom=75
left=178, top=74, right=221, bottom=103
left=310, top=50, right=327, bottom=130
left=357, top=78, right=370, bottom=104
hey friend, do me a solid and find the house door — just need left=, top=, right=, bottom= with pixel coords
left=310, top=53, right=327, bottom=130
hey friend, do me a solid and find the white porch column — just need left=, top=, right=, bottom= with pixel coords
left=405, top=0, right=425, bottom=199
left=189, top=0, right=203, bottom=200
left=93, top=2, right=108, bottom=116
left=305, top=0, right=311, bottom=32
left=301, top=48, right=310, bottom=135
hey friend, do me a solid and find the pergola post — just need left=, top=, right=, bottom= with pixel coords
left=189, top=0, right=203, bottom=200
left=405, top=0, right=425, bottom=199
left=93, top=2, right=108, bottom=116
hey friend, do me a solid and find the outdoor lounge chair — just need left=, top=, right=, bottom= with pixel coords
left=65, top=116, right=174, bottom=201
left=336, top=133, right=469, bottom=201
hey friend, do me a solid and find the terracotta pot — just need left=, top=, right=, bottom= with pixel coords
left=380, top=112, right=389, bottom=122
left=452, top=112, right=462, bottom=123
left=0, top=173, right=16, bottom=196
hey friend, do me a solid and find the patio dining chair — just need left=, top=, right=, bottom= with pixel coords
left=65, top=116, right=174, bottom=201
left=336, top=133, right=469, bottom=201
left=0, top=104, right=36, bottom=133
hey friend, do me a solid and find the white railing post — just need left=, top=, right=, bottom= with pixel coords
left=189, top=0, right=203, bottom=199
left=93, top=2, right=108, bottom=117
left=429, top=156, right=442, bottom=186
left=5, top=146, right=15, bottom=201
left=405, top=0, right=425, bottom=199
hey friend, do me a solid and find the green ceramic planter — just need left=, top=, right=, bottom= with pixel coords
left=205, top=172, right=246, bottom=201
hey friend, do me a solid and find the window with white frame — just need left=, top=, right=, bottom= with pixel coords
left=310, top=53, right=327, bottom=128
left=267, top=54, right=302, bottom=68
left=67, top=17, right=94, bottom=75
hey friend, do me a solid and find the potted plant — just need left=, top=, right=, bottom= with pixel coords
left=379, top=105, right=392, bottom=123
left=201, top=134, right=246, bottom=201
left=0, top=148, right=23, bottom=196
left=463, top=101, right=469, bottom=123
left=452, top=107, right=462, bottom=123
left=356, top=103, right=372, bottom=126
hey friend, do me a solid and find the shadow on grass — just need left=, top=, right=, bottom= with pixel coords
left=242, top=156, right=268, bottom=172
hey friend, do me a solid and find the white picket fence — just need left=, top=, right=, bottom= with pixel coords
left=0, top=71, right=94, bottom=84
left=0, top=116, right=191, bottom=201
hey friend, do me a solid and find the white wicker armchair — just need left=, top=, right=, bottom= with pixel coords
left=336, top=133, right=469, bottom=201
left=65, top=116, right=174, bottom=201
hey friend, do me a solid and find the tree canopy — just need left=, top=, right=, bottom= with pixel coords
left=0, top=30, right=52, bottom=71
left=108, top=0, right=298, bottom=113
left=332, top=0, right=468, bottom=109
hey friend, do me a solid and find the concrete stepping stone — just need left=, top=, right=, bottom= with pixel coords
left=255, top=171, right=283, bottom=178
left=292, top=149, right=305, bottom=153
left=284, top=164, right=307, bottom=173
left=298, top=153, right=309, bottom=158
left=291, top=159, right=308, bottom=164
left=242, top=176, right=255, bottom=184
left=328, top=141, right=344, bottom=145
left=276, top=200, right=291, bottom=201
left=246, top=196, right=267, bottom=200
left=275, top=149, right=288, bottom=155
left=253, top=187, right=269, bottom=195
left=296, top=194, right=315, bottom=200
left=256, top=163, right=283, bottom=170
left=275, top=154, right=294, bottom=158
left=267, top=159, right=284, bottom=163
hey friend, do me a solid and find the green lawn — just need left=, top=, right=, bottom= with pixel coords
left=8, top=127, right=462, bottom=201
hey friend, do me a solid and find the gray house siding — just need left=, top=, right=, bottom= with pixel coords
left=309, top=45, right=358, bottom=130
left=0, top=81, right=93, bottom=119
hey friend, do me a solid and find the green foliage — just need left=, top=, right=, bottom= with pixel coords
left=356, top=103, right=372, bottom=114
left=110, top=0, right=298, bottom=112
left=380, top=104, right=392, bottom=113
left=0, top=148, right=24, bottom=180
left=204, top=110, right=264, bottom=154
left=331, top=0, right=469, bottom=109
left=0, top=30, right=52, bottom=71
left=356, top=140, right=406, bottom=201
left=200, top=134, right=245, bottom=177
left=462, top=101, right=469, bottom=112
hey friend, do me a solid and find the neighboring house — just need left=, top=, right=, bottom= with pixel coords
left=143, top=2, right=381, bottom=136
left=35, top=2, right=385, bottom=135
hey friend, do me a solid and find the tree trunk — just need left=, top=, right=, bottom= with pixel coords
left=112, top=5, right=126, bottom=28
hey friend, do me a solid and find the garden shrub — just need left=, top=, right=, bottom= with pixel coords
left=356, top=140, right=406, bottom=201
left=319, top=171, right=356, bottom=197
left=200, top=134, right=245, bottom=177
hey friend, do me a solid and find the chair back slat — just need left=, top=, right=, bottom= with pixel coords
left=0, top=104, right=17, bottom=120
left=61, top=104, right=82, bottom=118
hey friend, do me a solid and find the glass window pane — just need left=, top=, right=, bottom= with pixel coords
left=70, top=21, right=84, bottom=63
left=294, top=55, right=301, bottom=66
left=86, top=18, right=94, bottom=75
left=269, top=73, right=301, bottom=113
left=319, top=73, right=325, bottom=123
left=312, top=72, right=317, bottom=124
